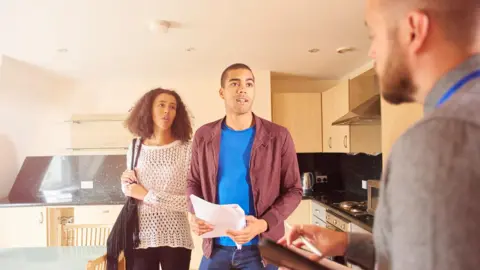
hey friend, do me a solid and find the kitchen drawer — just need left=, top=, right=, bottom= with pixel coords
left=312, top=215, right=327, bottom=228
left=311, top=201, right=326, bottom=221
left=74, top=205, right=123, bottom=224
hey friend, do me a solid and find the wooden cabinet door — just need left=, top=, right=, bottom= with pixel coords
left=189, top=233, right=204, bottom=270
left=272, top=93, right=323, bottom=153
left=285, top=200, right=312, bottom=229
left=0, top=207, right=48, bottom=248
left=331, top=81, right=351, bottom=152
left=74, top=205, right=123, bottom=224
left=322, top=89, right=335, bottom=152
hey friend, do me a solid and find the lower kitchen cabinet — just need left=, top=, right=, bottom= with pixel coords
left=189, top=229, right=204, bottom=270
left=272, top=93, right=323, bottom=153
left=285, top=199, right=312, bottom=230
left=73, top=205, right=124, bottom=224
left=0, top=206, right=48, bottom=248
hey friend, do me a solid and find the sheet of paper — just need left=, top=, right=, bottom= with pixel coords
left=190, top=195, right=246, bottom=248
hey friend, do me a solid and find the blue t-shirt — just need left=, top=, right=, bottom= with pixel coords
left=215, top=122, right=258, bottom=246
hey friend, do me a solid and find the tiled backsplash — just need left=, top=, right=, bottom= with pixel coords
left=297, top=152, right=382, bottom=197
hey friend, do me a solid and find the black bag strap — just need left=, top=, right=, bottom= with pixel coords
left=130, top=138, right=143, bottom=170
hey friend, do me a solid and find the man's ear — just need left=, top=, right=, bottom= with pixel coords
left=219, top=88, right=224, bottom=99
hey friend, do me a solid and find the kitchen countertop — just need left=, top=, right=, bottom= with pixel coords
left=302, top=190, right=374, bottom=233
left=3, top=154, right=127, bottom=208
left=0, top=197, right=125, bottom=208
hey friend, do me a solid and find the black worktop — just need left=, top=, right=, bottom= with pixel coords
left=2, top=155, right=127, bottom=208
left=303, top=190, right=374, bottom=233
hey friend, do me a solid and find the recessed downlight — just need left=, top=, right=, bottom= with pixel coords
left=56, top=48, right=68, bottom=53
left=308, top=48, right=320, bottom=53
left=336, top=46, right=356, bottom=54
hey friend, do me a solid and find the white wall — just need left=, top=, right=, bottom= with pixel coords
left=70, top=70, right=272, bottom=130
left=0, top=55, right=75, bottom=198
left=0, top=63, right=271, bottom=197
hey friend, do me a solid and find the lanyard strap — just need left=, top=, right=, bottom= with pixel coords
left=436, top=70, right=480, bottom=107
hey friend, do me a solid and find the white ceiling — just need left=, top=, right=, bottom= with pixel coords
left=0, top=0, right=371, bottom=80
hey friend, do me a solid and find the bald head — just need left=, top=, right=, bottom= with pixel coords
left=377, top=0, right=478, bottom=48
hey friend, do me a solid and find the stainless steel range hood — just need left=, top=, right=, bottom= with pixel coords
left=332, top=94, right=381, bottom=126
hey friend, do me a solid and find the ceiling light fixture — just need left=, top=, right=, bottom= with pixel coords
left=56, top=48, right=68, bottom=53
left=149, top=20, right=171, bottom=33
left=185, top=47, right=195, bottom=52
left=308, top=48, right=320, bottom=53
left=336, top=46, right=356, bottom=54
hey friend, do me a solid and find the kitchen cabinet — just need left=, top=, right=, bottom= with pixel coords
left=311, top=200, right=327, bottom=225
left=322, top=81, right=350, bottom=152
left=0, top=207, right=48, bottom=248
left=73, top=205, right=124, bottom=224
left=272, top=93, right=323, bottom=152
left=67, top=114, right=133, bottom=154
left=380, top=98, right=423, bottom=164
left=285, top=199, right=312, bottom=229
left=190, top=233, right=203, bottom=270
left=322, top=71, right=382, bottom=154
left=350, top=223, right=370, bottom=234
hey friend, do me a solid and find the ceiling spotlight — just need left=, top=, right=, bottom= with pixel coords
left=149, top=20, right=171, bottom=33
left=308, top=48, right=320, bottom=53
left=56, top=48, right=68, bottom=53
left=336, top=46, right=356, bottom=54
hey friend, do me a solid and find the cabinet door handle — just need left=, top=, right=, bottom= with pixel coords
left=39, top=212, right=44, bottom=224
left=343, top=135, right=348, bottom=148
left=328, top=137, right=332, bottom=148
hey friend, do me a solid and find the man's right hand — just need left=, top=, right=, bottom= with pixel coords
left=277, top=224, right=349, bottom=260
left=189, top=214, right=214, bottom=236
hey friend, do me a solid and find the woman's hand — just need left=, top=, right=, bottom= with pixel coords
left=121, top=169, right=138, bottom=185
left=124, top=183, right=148, bottom=200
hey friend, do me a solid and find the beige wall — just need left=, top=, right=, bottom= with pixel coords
left=70, top=70, right=272, bottom=130
left=0, top=59, right=272, bottom=197
left=0, top=55, right=75, bottom=198
left=380, top=98, right=423, bottom=164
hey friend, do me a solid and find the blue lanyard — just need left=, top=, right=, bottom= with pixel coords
left=436, top=70, right=480, bottom=107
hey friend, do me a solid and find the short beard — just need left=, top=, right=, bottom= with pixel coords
left=379, top=29, right=417, bottom=105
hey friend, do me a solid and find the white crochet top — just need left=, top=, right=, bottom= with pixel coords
left=121, top=139, right=194, bottom=250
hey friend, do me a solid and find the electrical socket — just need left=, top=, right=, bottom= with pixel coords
left=362, top=180, right=367, bottom=189
left=316, top=175, right=328, bottom=183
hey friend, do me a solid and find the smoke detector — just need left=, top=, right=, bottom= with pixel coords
left=149, top=20, right=171, bottom=33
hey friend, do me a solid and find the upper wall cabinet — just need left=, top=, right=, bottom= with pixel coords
left=272, top=92, right=323, bottom=153
left=271, top=76, right=338, bottom=153
left=322, top=70, right=382, bottom=154
left=66, top=114, right=134, bottom=154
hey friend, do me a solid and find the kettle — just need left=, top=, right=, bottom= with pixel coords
left=301, top=172, right=315, bottom=195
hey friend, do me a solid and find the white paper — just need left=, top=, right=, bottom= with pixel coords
left=190, top=195, right=246, bottom=249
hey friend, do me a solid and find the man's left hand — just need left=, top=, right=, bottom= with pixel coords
left=226, top=216, right=268, bottom=244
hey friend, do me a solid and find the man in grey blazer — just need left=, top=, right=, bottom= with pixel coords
left=280, top=0, right=480, bottom=269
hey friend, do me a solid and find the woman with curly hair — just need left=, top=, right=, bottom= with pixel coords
left=120, top=87, right=194, bottom=270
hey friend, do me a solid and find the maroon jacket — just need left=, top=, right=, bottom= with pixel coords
left=186, top=114, right=303, bottom=258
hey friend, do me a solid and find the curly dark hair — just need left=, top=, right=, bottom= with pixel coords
left=125, top=88, right=193, bottom=142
